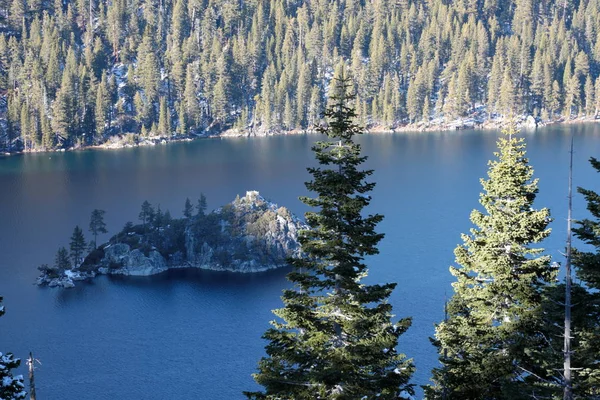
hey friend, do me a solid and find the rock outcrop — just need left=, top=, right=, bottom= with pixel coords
left=37, top=191, right=306, bottom=287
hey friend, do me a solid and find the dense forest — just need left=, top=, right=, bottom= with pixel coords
left=1, top=0, right=600, bottom=151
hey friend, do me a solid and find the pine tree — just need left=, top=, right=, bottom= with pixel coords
left=595, top=77, right=600, bottom=118
left=571, top=157, right=600, bottom=396
left=89, top=209, right=107, bottom=249
left=426, top=127, right=556, bottom=399
left=246, top=75, right=414, bottom=400
left=139, top=200, right=154, bottom=231
left=55, top=247, right=71, bottom=271
left=499, top=69, right=516, bottom=116
left=564, top=75, right=581, bottom=118
left=94, top=75, right=109, bottom=142
left=196, top=193, right=207, bottom=216
left=158, top=96, right=170, bottom=136
left=0, top=297, right=26, bottom=400
left=584, top=76, right=595, bottom=117
left=69, top=225, right=86, bottom=267
left=183, top=198, right=193, bottom=218
left=183, top=64, right=199, bottom=129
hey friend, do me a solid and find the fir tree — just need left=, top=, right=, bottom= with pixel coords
left=571, top=157, right=600, bottom=396
left=89, top=209, right=108, bottom=249
left=69, top=225, right=86, bottom=266
left=183, top=198, right=193, bottom=218
left=584, top=76, right=595, bottom=117
left=55, top=247, right=71, bottom=271
left=139, top=200, right=154, bottom=231
left=196, top=193, right=207, bottom=216
left=158, top=97, right=170, bottom=136
left=0, top=297, right=26, bottom=400
left=94, top=75, right=109, bottom=141
left=426, top=126, right=556, bottom=399
left=246, top=75, right=414, bottom=400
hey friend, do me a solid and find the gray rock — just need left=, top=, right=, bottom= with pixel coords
left=523, top=115, right=537, bottom=129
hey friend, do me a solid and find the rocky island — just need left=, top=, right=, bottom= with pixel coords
left=37, top=191, right=306, bottom=288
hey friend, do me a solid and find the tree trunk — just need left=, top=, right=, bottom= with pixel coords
left=28, top=352, right=36, bottom=400
left=563, top=136, right=573, bottom=400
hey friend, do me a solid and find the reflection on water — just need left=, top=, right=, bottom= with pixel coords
left=1, top=125, right=600, bottom=399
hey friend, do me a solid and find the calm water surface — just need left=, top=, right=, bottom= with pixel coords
left=1, top=125, right=599, bottom=399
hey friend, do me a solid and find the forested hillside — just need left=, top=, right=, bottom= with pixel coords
left=1, top=0, right=600, bottom=151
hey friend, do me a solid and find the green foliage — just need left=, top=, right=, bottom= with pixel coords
left=55, top=246, right=71, bottom=271
left=183, top=198, right=193, bottom=219
left=0, top=297, right=26, bottom=400
left=246, top=75, right=414, bottom=399
left=2, top=0, right=600, bottom=152
left=569, top=157, right=600, bottom=395
left=89, top=209, right=108, bottom=249
left=196, top=193, right=207, bottom=216
left=532, top=283, right=600, bottom=398
left=69, top=225, right=86, bottom=267
left=426, top=127, right=557, bottom=399
left=139, top=200, right=154, bottom=231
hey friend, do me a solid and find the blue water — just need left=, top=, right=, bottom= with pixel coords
left=0, top=124, right=599, bottom=399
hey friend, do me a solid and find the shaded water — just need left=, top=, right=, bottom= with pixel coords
left=1, top=124, right=599, bottom=399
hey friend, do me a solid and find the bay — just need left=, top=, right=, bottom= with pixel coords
left=0, top=124, right=599, bottom=399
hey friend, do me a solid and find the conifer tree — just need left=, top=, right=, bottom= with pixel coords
left=94, top=75, right=109, bottom=141
left=196, top=193, right=207, bottom=216
left=55, top=247, right=71, bottom=271
left=69, top=225, right=86, bottom=266
left=89, top=209, right=107, bottom=249
left=0, top=297, right=26, bottom=400
left=426, top=126, right=556, bottom=399
left=139, top=200, right=154, bottom=231
left=570, top=158, right=600, bottom=395
left=532, top=156, right=600, bottom=398
left=499, top=69, right=516, bottom=116
left=584, top=76, right=595, bottom=116
left=246, top=75, right=414, bottom=400
left=158, top=97, right=170, bottom=136
left=183, top=198, right=193, bottom=218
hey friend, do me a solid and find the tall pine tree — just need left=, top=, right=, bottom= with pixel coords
left=246, top=75, right=414, bottom=400
left=570, top=157, right=600, bottom=396
left=426, top=126, right=556, bottom=399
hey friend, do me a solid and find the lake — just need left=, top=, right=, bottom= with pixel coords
left=0, top=124, right=599, bottom=399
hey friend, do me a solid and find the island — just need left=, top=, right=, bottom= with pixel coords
left=37, top=191, right=306, bottom=288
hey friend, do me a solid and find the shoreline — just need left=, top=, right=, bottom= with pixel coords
left=3, top=115, right=599, bottom=157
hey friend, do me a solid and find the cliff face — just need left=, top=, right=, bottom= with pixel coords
left=38, top=191, right=306, bottom=287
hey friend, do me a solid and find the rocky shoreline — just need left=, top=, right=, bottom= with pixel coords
left=5, top=113, right=599, bottom=157
left=37, top=191, right=306, bottom=288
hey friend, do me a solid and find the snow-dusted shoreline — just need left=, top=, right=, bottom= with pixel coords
left=5, top=114, right=599, bottom=157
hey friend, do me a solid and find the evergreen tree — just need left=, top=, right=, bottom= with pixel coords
left=139, top=200, right=154, bottom=231
left=158, top=96, right=170, bottom=136
left=426, top=127, right=556, bottom=399
left=499, top=69, right=516, bottom=116
left=246, top=76, right=414, bottom=400
left=183, top=198, right=193, bottom=218
left=0, top=297, right=26, bottom=400
left=564, top=75, right=581, bottom=118
left=196, top=193, right=207, bottom=216
left=183, top=64, right=199, bottom=129
left=94, top=75, right=110, bottom=141
left=69, top=225, right=86, bottom=266
left=571, top=157, right=600, bottom=396
left=584, top=76, right=595, bottom=117
left=2, top=0, right=600, bottom=152
left=89, top=209, right=108, bottom=249
left=55, top=247, right=71, bottom=271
